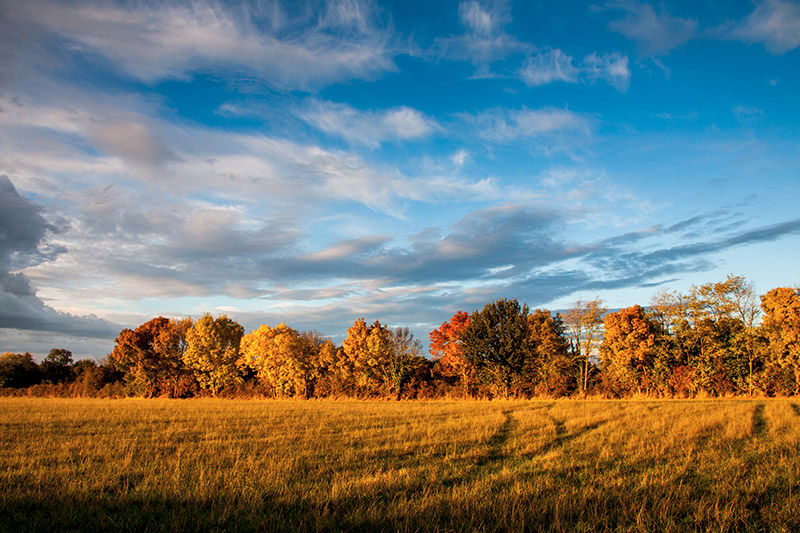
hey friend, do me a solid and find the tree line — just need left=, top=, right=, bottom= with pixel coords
left=2, top=275, right=799, bottom=399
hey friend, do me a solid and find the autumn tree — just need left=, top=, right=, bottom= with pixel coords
left=523, top=310, right=574, bottom=397
left=429, top=311, right=473, bottom=394
left=695, top=317, right=750, bottom=395
left=342, top=318, right=395, bottom=395
left=183, top=313, right=244, bottom=396
left=681, top=275, right=761, bottom=394
left=71, top=357, right=125, bottom=397
left=311, top=335, right=349, bottom=397
left=460, top=299, right=531, bottom=397
left=687, top=275, right=760, bottom=326
left=240, top=323, right=319, bottom=398
left=563, top=298, right=607, bottom=395
left=649, top=289, right=686, bottom=334
left=600, top=305, right=662, bottom=396
left=111, top=316, right=195, bottom=397
left=760, top=287, right=800, bottom=394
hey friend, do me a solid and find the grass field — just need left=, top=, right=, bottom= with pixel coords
left=1, top=398, right=799, bottom=532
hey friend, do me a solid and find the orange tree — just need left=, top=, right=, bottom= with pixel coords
left=600, top=305, right=662, bottom=396
left=111, top=316, right=195, bottom=397
left=429, top=311, right=473, bottom=394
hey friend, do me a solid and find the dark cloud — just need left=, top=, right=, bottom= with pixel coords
left=0, top=176, right=120, bottom=338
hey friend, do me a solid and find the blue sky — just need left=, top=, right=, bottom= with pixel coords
left=1, top=0, right=799, bottom=359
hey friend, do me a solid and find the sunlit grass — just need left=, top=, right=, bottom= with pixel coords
left=1, top=398, right=798, bottom=531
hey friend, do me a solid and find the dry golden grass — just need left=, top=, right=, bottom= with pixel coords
left=1, top=398, right=798, bottom=531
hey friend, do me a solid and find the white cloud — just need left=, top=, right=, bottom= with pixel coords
left=582, top=52, right=631, bottom=91
left=16, top=0, right=397, bottom=89
left=0, top=89, right=496, bottom=219
left=435, top=0, right=528, bottom=74
left=462, top=107, right=592, bottom=144
left=725, top=0, right=800, bottom=54
left=520, top=49, right=630, bottom=92
left=608, top=1, right=698, bottom=56
left=520, top=49, right=579, bottom=86
left=733, top=105, right=765, bottom=119
left=452, top=149, right=470, bottom=167
left=87, top=118, right=172, bottom=168
left=459, top=1, right=502, bottom=35
left=298, top=100, right=441, bottom=147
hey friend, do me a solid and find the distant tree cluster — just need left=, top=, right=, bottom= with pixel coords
left=0, top=348, right=124, bottom=397
left=2, top=275, right=799, bottom=399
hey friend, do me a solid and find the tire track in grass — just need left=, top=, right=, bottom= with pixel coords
left=476, top=409, right=518, bottom=467
left=438, top=406, right=522, bottom=492
left=751, top=403, right=767, bottom=437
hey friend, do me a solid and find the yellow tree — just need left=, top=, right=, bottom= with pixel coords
left=563, top=298, right=607, bottom=395
left=342, top=318, right=394, bottom=395
left=313, top=336, right=348, bottom=397
left=183, top=313, right=244, bottom=396
left=760, top=287, right=800, bottom=394
left=240, top=323, right=317, bottom=398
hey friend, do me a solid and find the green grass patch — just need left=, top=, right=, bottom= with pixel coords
left=1, top=398, right=799, bottom=531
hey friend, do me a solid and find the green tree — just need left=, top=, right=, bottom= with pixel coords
left=183, top=314, right=245, bottom=396
left=40, top=348, right=74, bottom=384
left=679, top=317, right=744, bottom=396
left=389, top=327, right=426, bottom=398
left=682, top=275, right=760, bottom=395
left=460, top=299, right=531, bottom=397
left=0, top=352, right=42, bottom=388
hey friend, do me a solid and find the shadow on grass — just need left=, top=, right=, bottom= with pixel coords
left=529, top=415, right=609, bottom=458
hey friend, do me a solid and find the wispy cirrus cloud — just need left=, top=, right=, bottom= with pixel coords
left=435, top=0, right=529, bottom=75
left=519, top=49, right=579, bottom=86
left=297, top=100, right=441, bottom=147
left=459, top=107, right=593, bottom=151
left=11, top=0, right=398, bottom=89
left=520, top=49, right=630, bottom=91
